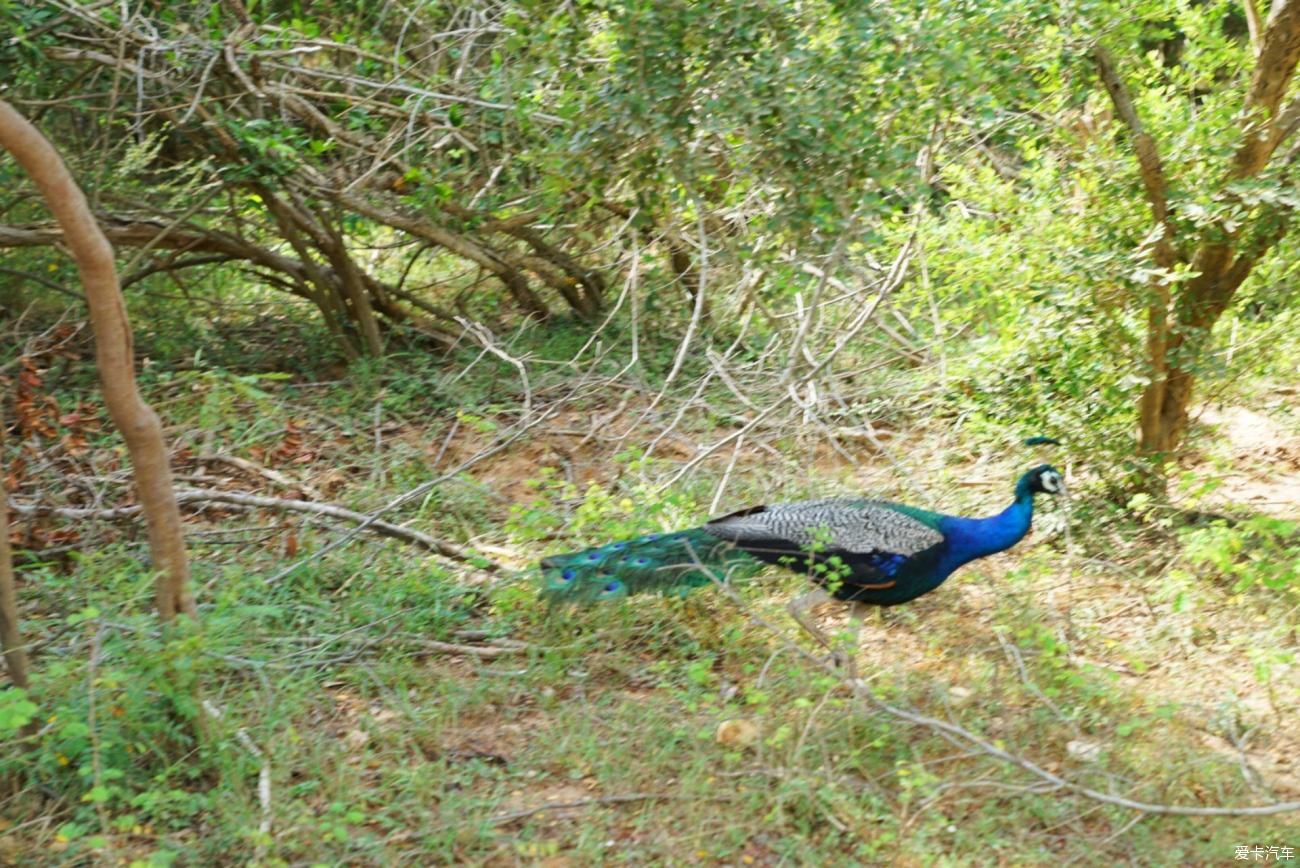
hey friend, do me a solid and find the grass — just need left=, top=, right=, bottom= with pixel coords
left=3, top=322, right=1299, bottom=866
left=7, top=543, right=1292, bottom=864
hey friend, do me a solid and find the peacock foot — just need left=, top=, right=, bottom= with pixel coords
left=824, top=648, right=859, bottom=681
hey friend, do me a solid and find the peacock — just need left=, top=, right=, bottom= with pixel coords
left=540, top=464, right=1066, bottom=663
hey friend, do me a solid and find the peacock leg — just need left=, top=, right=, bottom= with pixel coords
left=849, top=602, right=869, bottom=645
left=788, top=589, right=867, bottom=678
left=787, top=588, right=834, bottom=650
left=834, top=602, right=869, bottom=681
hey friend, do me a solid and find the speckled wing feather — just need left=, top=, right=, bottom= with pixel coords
left=702, top=498, right=944, bottom=555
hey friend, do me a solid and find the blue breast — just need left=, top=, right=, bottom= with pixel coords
left=935, top=498, right=1034, bottom=569
left=852, top=499, right=1034, bottom=605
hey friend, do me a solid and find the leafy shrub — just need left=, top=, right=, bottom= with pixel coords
left=1180, top=516, right=1300, bottom=594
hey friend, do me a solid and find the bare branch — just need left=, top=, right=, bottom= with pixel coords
left=407, top=638, right=523, bottom=659
left=9, top=488, right=497, bottom=572
left=454, top=317, right=533, bottom=420
left=1092, top=46, right=1178, bottom=268
left=1234, top=0, right=1300, bottom=176
left=655, top=228, right=917, bottom=490
left=1245, top=0, right=1266, bottom=57
left=195, top=453, right=323, bottom=500
left=202, top=700, right=272, bottom=849
left=483, top=793, right=671, bottom=827
left=121, top=254, right=237, bottom=288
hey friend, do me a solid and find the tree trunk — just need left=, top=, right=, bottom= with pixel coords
left=0, top=408, right=31, bottom=690
left=0, top=100, right=196, bottom=621
left=1137, top=248, right=1252, bottom=455
left=321, top=218, right=385, bottom=357
left=1100, top=4, right=1300, bottom=474
left=1138, top=364, right=1197, bottom=455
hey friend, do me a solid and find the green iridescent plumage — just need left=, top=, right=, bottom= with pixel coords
left=540, top=527, right=762, bottom=603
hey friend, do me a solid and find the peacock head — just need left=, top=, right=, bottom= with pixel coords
left=1020, top=465, right=1066, bottom=498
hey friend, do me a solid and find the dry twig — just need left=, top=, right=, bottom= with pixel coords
left=202, top=700, right=273, bottom=845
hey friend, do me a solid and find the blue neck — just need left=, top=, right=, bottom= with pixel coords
left=938, top=489, right=1035, bottom=565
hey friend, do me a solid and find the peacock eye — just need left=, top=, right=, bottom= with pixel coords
left=644, top=533, right=660, bottom=541
left=634, top=557, right=649, bottom=565
left=610, top=542, right=627, bottom=550
left=603, top=580, right=622, bottom=593
left=586, top=552, right=601, bottom=561
left=561, top=569, right=576, bottom=581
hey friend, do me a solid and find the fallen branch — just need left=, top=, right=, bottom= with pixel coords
left=202, top=700, right=273, bottom=845
left=406, top=638, right=524, bottom=659
left=262, top=401, right=565, bottom=585
left=8, top=487, right=499, bottom=572
left=485, top=793, right=670, bottom=827
left=196, top=453, right=324, bottom=500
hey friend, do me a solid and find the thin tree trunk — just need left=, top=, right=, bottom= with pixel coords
left=0, top=409, right=31, bottom=690
left=257, top=186, right=364, bottom=359
left=1137, top=297, right=1173, bottom=453
left=0, top=100, right=196, bottom=621
left=1108, top=1, right=1300, bottom=463
left=1138, top=251, right=1258, bottom=454
left=321, top=217, right=384, bottom=356
left=668, top=242, right=700, bottom=301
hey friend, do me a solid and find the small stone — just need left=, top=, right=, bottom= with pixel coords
left=715, top=718, right=760, bottom=749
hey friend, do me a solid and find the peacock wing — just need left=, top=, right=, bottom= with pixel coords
left=701, top=498, right=946, bottom=594
left=704, top=498, right=945, bottom=557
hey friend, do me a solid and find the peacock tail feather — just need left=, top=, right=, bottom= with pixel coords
left=540, top=527, right=762, bottom=604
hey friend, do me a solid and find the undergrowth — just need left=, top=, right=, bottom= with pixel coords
left=2, top=318, right=1298, bottom=865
